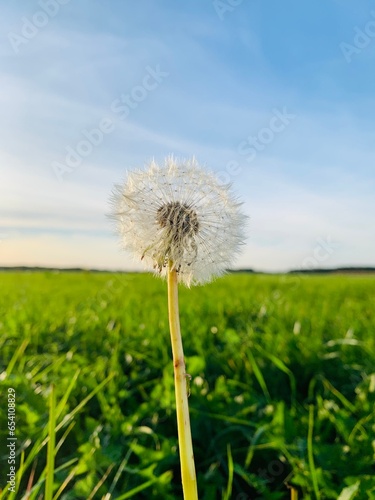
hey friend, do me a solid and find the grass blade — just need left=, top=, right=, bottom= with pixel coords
left=308, top=405, right=320, bottom=500
left=223, top=444, right=234, bottom=500
left=255, top=344, right=297, bottom=407
left=115, top=471, right=172, bottom=500
left=3, top=339, right=29, bottom=377
left=45, top=384, right=56, bottom=500
left=246, top=349, right=271, bottom=401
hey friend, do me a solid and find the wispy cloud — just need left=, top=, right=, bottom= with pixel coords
left=1, top=1, right=374, bottom=270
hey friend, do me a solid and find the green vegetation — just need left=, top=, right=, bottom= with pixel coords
left=0, top=271, right=374, bottom=499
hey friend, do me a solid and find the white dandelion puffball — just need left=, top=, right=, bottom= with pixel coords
left=111, top=157, right=247, bottom=286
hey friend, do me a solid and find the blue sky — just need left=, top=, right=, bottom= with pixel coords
left=1, top=0, right=374, bottom=272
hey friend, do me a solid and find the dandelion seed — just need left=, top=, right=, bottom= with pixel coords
left=110, top=156, right=247, bottom=286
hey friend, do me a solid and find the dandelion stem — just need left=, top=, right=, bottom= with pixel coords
left=167, top=260, right=198, bottom=500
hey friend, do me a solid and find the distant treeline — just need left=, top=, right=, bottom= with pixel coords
left=231, top=267, right=375, bottom=274
left=1, top=266, right=375, bottom=274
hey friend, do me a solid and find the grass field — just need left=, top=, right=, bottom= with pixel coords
left=0, top=271, right=374, bottom=499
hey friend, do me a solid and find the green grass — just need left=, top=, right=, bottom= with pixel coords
left=0, top=271, right=374, bottom=499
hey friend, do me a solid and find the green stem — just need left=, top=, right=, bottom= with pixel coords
left=167, top=261, right=198, bottom=500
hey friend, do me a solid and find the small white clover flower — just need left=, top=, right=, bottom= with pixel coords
left=110, top=157, right=247, bottom=286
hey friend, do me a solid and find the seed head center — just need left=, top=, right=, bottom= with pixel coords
left=156, top=201, right=199, bottom=237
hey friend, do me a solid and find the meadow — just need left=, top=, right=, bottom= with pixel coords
left=0, top=271, right=374, bottom=499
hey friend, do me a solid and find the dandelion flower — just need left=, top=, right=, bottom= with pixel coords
left=110, top=156, right=247, bottom=499
left=111, top=156, right=246, bottom=286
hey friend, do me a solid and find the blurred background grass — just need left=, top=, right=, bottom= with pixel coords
left=0, top=272, right=374, bottom=499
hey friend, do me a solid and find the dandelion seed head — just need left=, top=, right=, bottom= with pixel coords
left=156, top=201, right=200, bottom=237
left=110, top=156, right=247, bottom=286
